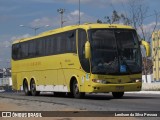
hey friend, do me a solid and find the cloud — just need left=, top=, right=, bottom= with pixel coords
left=70, top=10, right=84, bottom=16
left=30, top=17, right=55, bottom=27
left=60, top=0, right=93, bottom=4
left=30, top=10, right=96, bottom=28
left=136, top=22, right=160, bottom=41
left=29, top=0, right=91, bottom=4
left=67, top=10, right=93, bottom=25
left=10, top=34, right=32, bottom=42
left=143, top=22, right=160, bottom=31
left=109, top=0, right=129, bottom=4
left=0, top=6, right=18, bottom=12
left=0, top=34, right=32, bottom=68
left=137, top=22, right=160, bottom=35
left=29, top=0, right=129, bottom=6
left=2, top=41, right=11, bottom=48
left=0, top=34, right=31, bottom=49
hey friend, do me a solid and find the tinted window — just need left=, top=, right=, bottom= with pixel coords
left=12, top=44, right=20, bottom=60
left=36, top=39, right=45, bottom=56
left=20, top=42, right=28, bottom=58
left=46, top=36, right=55, bottom=55
left=66, top=31, right=76, bottom=53
left=12, top=30, right=77, bottom=60
left=55, top=31, right=76, bottom=54
left=28, top=40, right=36, bottom=57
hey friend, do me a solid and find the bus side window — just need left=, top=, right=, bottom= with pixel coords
left=45, top=37, right=52, bottom=55
left=28, top=40, right=36, bottom=58
left=56, top=35, right=61, bottom=54
left=60, top=33, right=66, bottom=53
left=17, top=44, right=21, bottom=59
left=45, top=35, right=57, bottom=55
left=20, top=42, right=28, bottom=59
left=12, top=44, right=20, bottom=60
left=36, top=39, right=45, bottom=57
left=67, top=30, right=76, bottom=53
left=52, top=36, right=57, bottom=55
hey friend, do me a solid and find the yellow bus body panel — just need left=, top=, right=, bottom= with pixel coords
left=12, top=23, right=142, bottom=92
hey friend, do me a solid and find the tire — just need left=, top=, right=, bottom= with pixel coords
left=72, top=80, right=85, bottom=99
left=23, top=80, right=31, bottom=96
left=30, top=80, right=40, bottom=96
left=67, top=92, right=74, bottom=98
left=112, top=92, right=124, bottom=98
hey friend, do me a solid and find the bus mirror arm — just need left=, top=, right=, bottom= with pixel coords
left=85, top=41, right=91, bottom=59
left=141, top=40, right=151, bottom=57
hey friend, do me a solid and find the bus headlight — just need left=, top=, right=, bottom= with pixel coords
left=92, top=79, right=109, bottom=84
left=131, top=78, right=142, bottom=83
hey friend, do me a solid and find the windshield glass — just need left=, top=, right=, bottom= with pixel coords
left=89, top=29, right=142, bottom=75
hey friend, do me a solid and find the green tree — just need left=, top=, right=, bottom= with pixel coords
left=97, top=19, right=102, bottom=23
left=112, top=10, right=121, bottom=23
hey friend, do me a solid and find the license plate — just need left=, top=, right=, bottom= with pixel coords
left=116, top=86, right=124, bottom=90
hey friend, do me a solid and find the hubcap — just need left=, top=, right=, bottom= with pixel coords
left=74, top=83, right=79, bottom=95
left=24, top=83, right=28, bottom=93
left=31, top=83, right=36, bottom=93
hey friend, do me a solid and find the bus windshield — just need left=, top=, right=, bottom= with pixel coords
left=89, top=29, right=142, bottom=75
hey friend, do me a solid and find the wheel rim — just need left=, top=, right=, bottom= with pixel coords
left=24, top=86, right=28, bottom=93
left=72, top=80, right=85, bottom=98
left=74, top=83, right=79, bottom=95
left=24, top=82, right=28, bottom=93
left=31, top=81, right=36, bottom=95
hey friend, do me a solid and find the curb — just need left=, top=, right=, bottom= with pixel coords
left=126, top=91, right=160, bottom=94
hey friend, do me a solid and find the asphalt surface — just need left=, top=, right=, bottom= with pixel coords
left=0, top=91, right=160, bottom=111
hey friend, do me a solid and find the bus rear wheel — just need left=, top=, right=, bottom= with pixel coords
left=112, top=92, right=124, bottom=98
left=30, top=80, right=40, bottom=96
left=23, top=80, right=31, bottom=96
left=72, top=80, right=85, bottom=99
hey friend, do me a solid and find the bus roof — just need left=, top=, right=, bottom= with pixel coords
left=13, top=23, right=133, bottom=44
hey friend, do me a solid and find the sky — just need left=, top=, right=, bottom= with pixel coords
left=0, top=0, right=160, bottom=68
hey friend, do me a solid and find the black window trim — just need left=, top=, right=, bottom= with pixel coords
left=12, top=29, right=77, bottom=60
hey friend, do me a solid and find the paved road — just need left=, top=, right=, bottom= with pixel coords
left=0, top=92, right=160, bottom=111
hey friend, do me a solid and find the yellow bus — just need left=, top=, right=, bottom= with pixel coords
left=12, top=23, right=150, bottom=98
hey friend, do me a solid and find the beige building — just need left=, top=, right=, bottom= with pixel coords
left=152, top=30, right=160, bottom=82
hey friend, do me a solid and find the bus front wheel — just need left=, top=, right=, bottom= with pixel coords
left=72, top=80, right=85, bottom=99
left=112, top=92, right=124, bottom=98
left=30, top=80, right=40, bottom=96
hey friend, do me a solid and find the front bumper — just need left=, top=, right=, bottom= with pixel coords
left=87, top=82, right=142, bottom=92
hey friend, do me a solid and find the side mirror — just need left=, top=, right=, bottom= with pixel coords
left=85, top=41, right=91, bottom=59
left=141, top=40, right=151, bottom=57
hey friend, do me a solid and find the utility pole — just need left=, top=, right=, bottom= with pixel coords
left=78, top=0, right=81, bottom=25
left=57, top=8, right=65, bottom=27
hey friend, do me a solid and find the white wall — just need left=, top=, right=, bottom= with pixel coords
left=142, top=74, right=153, bottom=83
left=0, top=77, right=12, bottom=86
